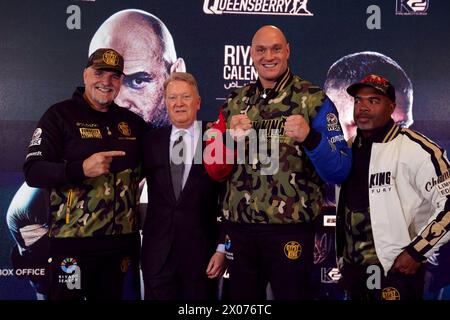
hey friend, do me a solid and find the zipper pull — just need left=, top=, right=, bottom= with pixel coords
left=106, top=126, right=112, bottom=136
left=66, top=190, right=73, bottom=224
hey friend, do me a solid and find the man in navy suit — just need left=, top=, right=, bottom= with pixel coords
left=141, top=72, right=226, bottom=300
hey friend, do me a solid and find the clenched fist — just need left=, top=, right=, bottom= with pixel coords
left=82, top=150, right=126, bottom=177
left=284, top=115, right=310, bottom=143
left=230, top=114, right=252, bottom=141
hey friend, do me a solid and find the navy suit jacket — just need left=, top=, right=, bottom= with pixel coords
left=141, top=122, right=221, bottom=278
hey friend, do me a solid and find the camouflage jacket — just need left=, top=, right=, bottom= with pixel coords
left=24, top=88, right=148, bottom=238
left=205, top=70, right=351, bottom=224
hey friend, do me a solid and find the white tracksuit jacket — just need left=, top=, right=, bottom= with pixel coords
left=336, top=123, right=450, bottom=275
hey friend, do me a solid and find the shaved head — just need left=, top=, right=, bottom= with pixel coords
left=89, top=9, right=177, bottom=67
left=252, top=25, right=288, bottom=46
left=89, top=9, right=185, bottom=127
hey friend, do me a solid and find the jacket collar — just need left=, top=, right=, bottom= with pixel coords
left=247, top=68, right=293, bottom=102
left=355, top=119, right=401, bottom=146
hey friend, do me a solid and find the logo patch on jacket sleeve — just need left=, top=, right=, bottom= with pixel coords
left=425, top=170, right=450, bottom=196
left=326, top=113, right=342, bottom=131
left=29, top=128, right=42, bottom=146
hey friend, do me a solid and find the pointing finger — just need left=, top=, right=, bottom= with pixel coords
left=100, top=151, right=126, bottom=158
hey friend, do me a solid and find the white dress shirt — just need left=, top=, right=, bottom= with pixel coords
left=170, top=121, right=201, bottom=188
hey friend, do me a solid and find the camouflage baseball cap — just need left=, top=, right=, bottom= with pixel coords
left=347, top=74, right=396, bottom=102
left=86, top=48, right=124, bottom=75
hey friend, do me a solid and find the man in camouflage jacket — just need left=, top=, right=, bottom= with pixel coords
left=23, top=48, right=148, bottom=300
left=204, top=26, right=351, bottom=300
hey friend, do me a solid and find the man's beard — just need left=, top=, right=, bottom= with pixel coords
left=93, top=97, right=111, bottom=106
left=92, top=92, right=113, bottom=106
